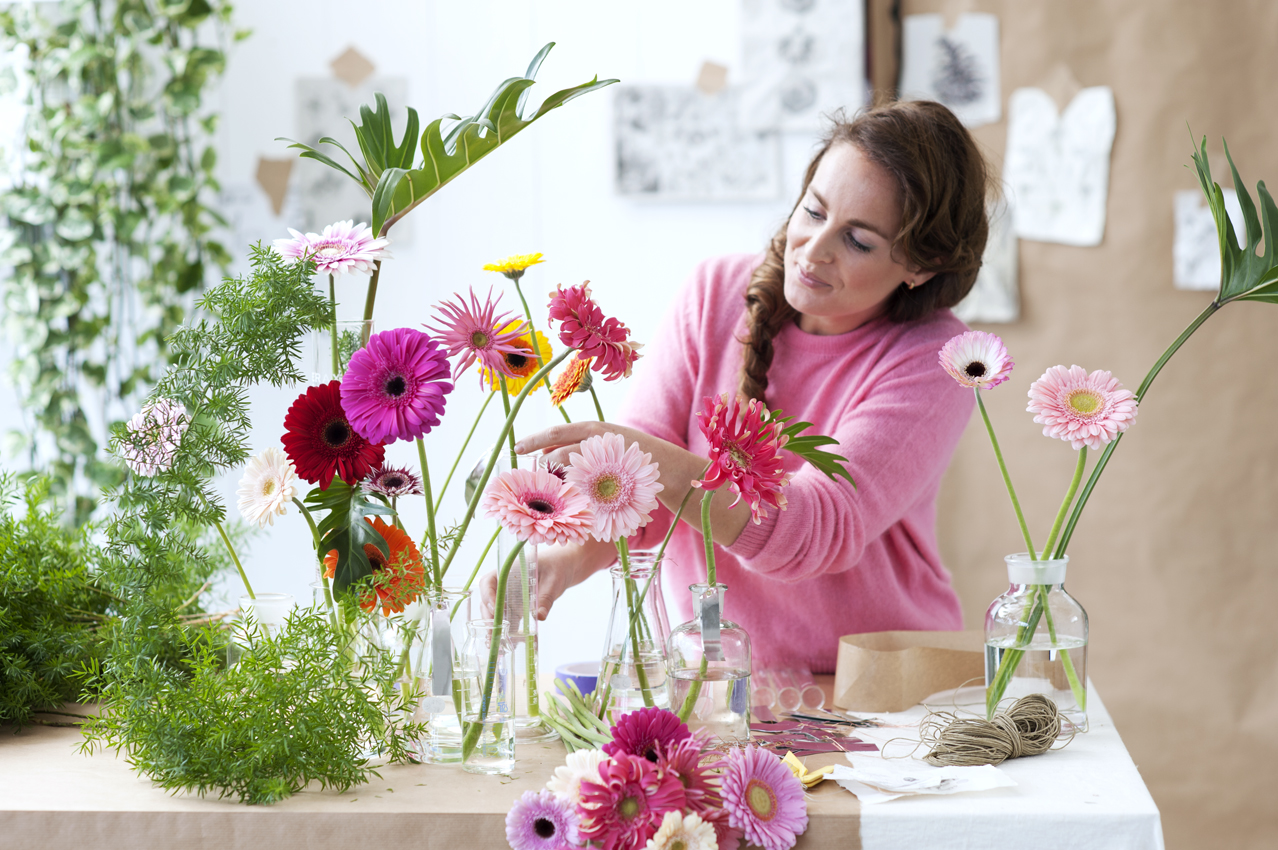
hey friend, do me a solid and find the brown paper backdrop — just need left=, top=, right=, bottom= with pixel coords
left=884, top=1, right=1278, bottom=847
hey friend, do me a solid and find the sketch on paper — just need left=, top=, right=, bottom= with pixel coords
left=954, top=199, right=1019, bottom=323
left=737, top=0, right=866, bottom=133
left=1003, top=86, right=1116, bottom=247
left=293, top=77, right=409, bottom=241
left=1173, top=188, right=1244, bottom=291
left=899, top=13, right=1001, bottom=127
left=614, top=86, right=781, bottom=202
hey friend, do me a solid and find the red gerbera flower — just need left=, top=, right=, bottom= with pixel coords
left=578, top=752, right=687, bottom=850
left=547, top=282, right=642, bottom=381
left=693, top=393, right=790, bottom=524
left=282, top=380, right=385, bottom=489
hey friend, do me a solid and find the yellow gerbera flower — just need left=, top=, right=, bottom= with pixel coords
left=479, top=321, right=552, bottom=395
left=482, top=252, right=545, bottom=280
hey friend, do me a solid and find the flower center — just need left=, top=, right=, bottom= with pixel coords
left=323, top=419, right=351, bottom=448
left=533, top=817, right=556, bottom=839
left=1068, top=390, right=1102, bottom=416
left=725, top=441, right=752, bottom=469
left=746, top=778, right=777, bottom=821
left=470, top=330, right=491, bottom=349
left=384, top=374, right=407, bottom=397
left=384, top=475, right=405, bottom=489
left=260, top=480, right=276, bottom=497
left=593, top=474, right=621, bottom=503
left=670, top=840, right=687, bottom=850
left=505, top=352, right=530, bottom=371
left=618, top=794, right=641, bottom=820
left=526, top=498, right=555, bottom=515
left=314, top=242, right=345, bottom=258
left=965, top=360, right=987, bottom=378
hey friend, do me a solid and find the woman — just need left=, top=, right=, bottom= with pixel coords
left=495, top=100, right=990, bottom=673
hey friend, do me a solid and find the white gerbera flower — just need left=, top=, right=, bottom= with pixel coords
left=646, top=810, right=718, bottom=850
left=545, top=748, right=609, bottom=807
left=236, top=447, right=297, bottom=527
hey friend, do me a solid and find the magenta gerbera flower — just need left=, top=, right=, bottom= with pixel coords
left=426, top=288, right=529, bottom=381
left=604, top=707, right=691, bottom=764
left=363, top=465, right=424, bottom=497
left=339, top=327, right=453, bottom=444
left=120, top=398, right=190, bottom=477
left=720, top=746, right=807, bottom=850
left=271, top=220, right=390, bottom=277
left=693, top=393, right=791, bottom=524
left=480, top=467, right=595, bottom=546
left=658, top=732, right=724, bottom=818
left=578, top=752, right=687, bottom=850
left=939, top=330, right=1014, bottom=389
left=547, top=282, right=643, bottom=382
left=506, top=789, right=580, bottom=850
left=1027, top=365, right=1139, bottom=451
left=566, top=433, right=664, bottom=543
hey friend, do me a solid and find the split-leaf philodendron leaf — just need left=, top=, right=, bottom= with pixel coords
left=1192, top=137, right=1278, bottom=304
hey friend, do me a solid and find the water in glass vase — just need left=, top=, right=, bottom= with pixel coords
left=669, top=668, right=750, bottom=744
left=600, top=648, right=670, bottom=716
left=985, top=637, right=1088, bottom=731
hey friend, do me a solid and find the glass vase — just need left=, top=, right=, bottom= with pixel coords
left=423, top=587, right=474, bottom=763
left=666, top=583, right=751, bottom=744
left=311, top=318, right=373, bottom=384
left=985, top=553, right=1089, bottom=731
left=461, top=619, right=516, bottom=775
left=228, top=592, right=295, bottom=666
left=599, top=551, right=672, bottom=719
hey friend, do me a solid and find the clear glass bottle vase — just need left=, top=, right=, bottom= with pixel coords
left=599, top=551, right=672, bottom=718
left=422, top=587, right=474, bottom=763
left=985, top=553, right=1089, bottom=730
left=666, top=583, right=751, bottom=744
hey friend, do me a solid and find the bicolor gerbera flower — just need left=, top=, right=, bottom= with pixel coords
left=939, top=330, right=1014, bottom=389
left=236, top=447, right=297, bottom=527
left=120, top=398, right=190, bottom=477
left=578, top=752, right=687, bottom=850
left=281, top=381, right=385, bottom=489
left=481, top=467, right=594, bottom=546
left=658, top=732, right=724, bottom=818
left=550, top=355, right=593, bottom=407
left=1027, top=365, right=1138, bottom=451
left=647, top=811, right=719, bottom=850
left=566, top=433, right=664, bottom=543
left=272, top=220, right=390, bottom=277
left=480, top=321, right=553, bottom=395
left=483, top=251, right=545, bottom=281
left=427, top=288, right=529, bottom=381
left=603, top=707, right=691, bottom=764
left=720, top=746, right=807, bottom=850
left=505, top=789, right=580, bottom=850
left=322, top=516, right=425, bottom=615
left=693, top=393, right=791, bottom=524
left=546, top=748, right=610, bottom=807
left=340, top=327, right=453, bottom=444
left=547, top=282, right=643, bottom=382
left=363, top=465, right=424, bottom=498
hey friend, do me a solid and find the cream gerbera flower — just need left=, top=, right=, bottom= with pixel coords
left=546, top=748, right=610, bottom=807
left=236, top=447, right=297, bottom=527
left=646, top=810, right=719, bottom=850
left=483, top=252, right=545, bottom=281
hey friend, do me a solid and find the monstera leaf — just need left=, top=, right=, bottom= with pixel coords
left=304, top=478, right=395, bottom=595
left=1192, top=137, right=1278, bottom=304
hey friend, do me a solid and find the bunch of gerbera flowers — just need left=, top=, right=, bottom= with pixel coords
left=504, top=707, right=808, bottom=850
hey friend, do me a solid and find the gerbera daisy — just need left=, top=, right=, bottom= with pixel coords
left=646, top=811, right=719, bottom=850
left=427, top=288, right=529, bottom=381
left=604, top=707, right=691, bottom=763
left=939, top=330, right=1015, bottom=389
left=693, top=393, right=790, bottom=524
left=719, top=746, right=807, bottom=850
left=546, top=748, right=610, bottom=807
left=480, top=321, right=553, bottom=395
left=579, top=752, right=687, bottom=850
left=506, top=789, right=580, bottom=850
left=483, top=251, right=545, bottom=281
left=566, top=433, right=664, bottom=543
left=281, top=381, right=385, bottom=489
left=340, top=327, right=453, bottom=444
left=547, top=282, right=643, bottom=382
left=1027, top=364, right=1139, bottom=451
left=120, top=398, right=189, bottom=477
left=322, top=516, right=425, bottom=615
left=550, top=355, right=593, bottom=407
left=658, top=732, right=724, bottom=818
left=363, top=465, right=424, bottom=498
left=236, top=447, right=297, bottom=527
left=272, top=220, right=390, bottom=277
left=702, top=809, right=745, bottom=850
left=480, top=467, right=594, bottom=546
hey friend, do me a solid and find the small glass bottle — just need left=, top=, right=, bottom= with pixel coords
left=599, top=551, right=672, bottom=717
left=461, top=619, right=516, bottom=775
left=666, top=583, right=751, bottom=744
left=424, top=587, right=473, bottom=763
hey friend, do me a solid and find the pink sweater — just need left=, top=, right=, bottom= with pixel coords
left=617, top=254, right=973, bottom=673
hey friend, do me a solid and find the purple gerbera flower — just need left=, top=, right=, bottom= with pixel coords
left=426, top=287, right=530, bottom=381
left=506, top=789, right=580, bottom=850
left=720, top=746, right=807, bottom=850
left=604, top=707, right=692, bottom=764
left=340, top=328, right=453, bottom=444
left=363, top=465, right=424, bottom=497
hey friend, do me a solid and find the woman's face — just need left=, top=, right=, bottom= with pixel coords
left=783, top=143, right=933, bottom=335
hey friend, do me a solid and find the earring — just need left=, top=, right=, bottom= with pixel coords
left=904, top=280, right=916, bottom=289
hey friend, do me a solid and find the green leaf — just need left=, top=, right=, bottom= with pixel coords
left=1191, top=136, right=1278, bottom=304
left=778, top=418, right=857, bottom=489
left=303, top=479, right=394, bottom=595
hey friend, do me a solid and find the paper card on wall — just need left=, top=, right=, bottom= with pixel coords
left=254, top=157, right=293, bottom=216
left=954, top=199, right=1019, bottom=323
left=1003, top=86, right=1116, bottom=246
left=614, top=86, right=782, bottom=201
left=697, top=61, right=729, bottom=95
left=899, top=13, right=1001, bottom=127
left=1173, top=188, right=1244, bottom=290
left=737, top=0, right=866, bottom=133
left=330, top=46, right=375, bottom=89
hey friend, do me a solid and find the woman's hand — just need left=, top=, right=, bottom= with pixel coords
left=479, top=538, right=618, bottom=619
left=513, top=420, right=648, bottom=470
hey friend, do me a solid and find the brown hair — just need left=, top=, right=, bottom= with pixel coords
left=738, top=100, right=992, bottom=402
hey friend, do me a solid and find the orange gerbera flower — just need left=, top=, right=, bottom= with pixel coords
left=550, top=356, right=593, bottom=407
left=323, top=516, right=425, bottom=615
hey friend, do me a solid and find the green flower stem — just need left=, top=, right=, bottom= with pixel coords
left=360, top=259, right=381, bottom=342
left=619, top=538, right=654, bottom=707
left=416, top=438, right=442, bottom=589
left=589, top=386, right=606, bottom=422
left=700, top=490, right=717, bottom=586
left=213, top=519, right=254, bottom=600
left=499, top=378, right=518, bottom=469
left=328, top=273, right=339, bottom=376
left=461, top=539, right=525, bottom=760
left=436, top=392, right=496, bottom=506
left=1043, top=448, right=1087, bottom=565
left=558, top=406, right=572, bottom=424
left=976, top=390, right=1037, bottom=559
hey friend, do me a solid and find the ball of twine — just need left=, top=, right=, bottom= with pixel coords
left=919, top=693, right=1073, bottom=767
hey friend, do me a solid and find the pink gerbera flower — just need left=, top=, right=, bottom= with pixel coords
left=340, top=328, right=453, bottom=444
left=1027, top=365, right=1138, bottom=451
left=658, top=731, right=724, bottom=818
left=120, top=398, right=190, bottom=477
left=720, top=746, right=808, bottom=850
left=693, top=393, right=790, bottom=524
left=939, top=330, right=1014, bottom=389
left=566, top=433, right=664, bottom=543
left=506, top=789, right=580, bottom=850
left=603, top=707, right=691, bottom=764
left=480, top=467, right=595, bottom=546
left=427, top=288, right=529, bottom=381
left=547, top=282, right=643, bottom=382
left=271, top=220, right=390, bottom=277
left=578, top=752, right=687, bottom=850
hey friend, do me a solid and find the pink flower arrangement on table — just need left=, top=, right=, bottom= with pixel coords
left=505, top=707, right=808, bottom=850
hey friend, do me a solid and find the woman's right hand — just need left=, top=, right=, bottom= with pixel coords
left=478, top=537, right=618, bottom=619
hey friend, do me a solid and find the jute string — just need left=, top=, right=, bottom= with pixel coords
left=916, top=693, right=1075, bottom=766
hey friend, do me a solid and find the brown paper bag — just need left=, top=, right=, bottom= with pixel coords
left=833, top=630, right=985, bottom=712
